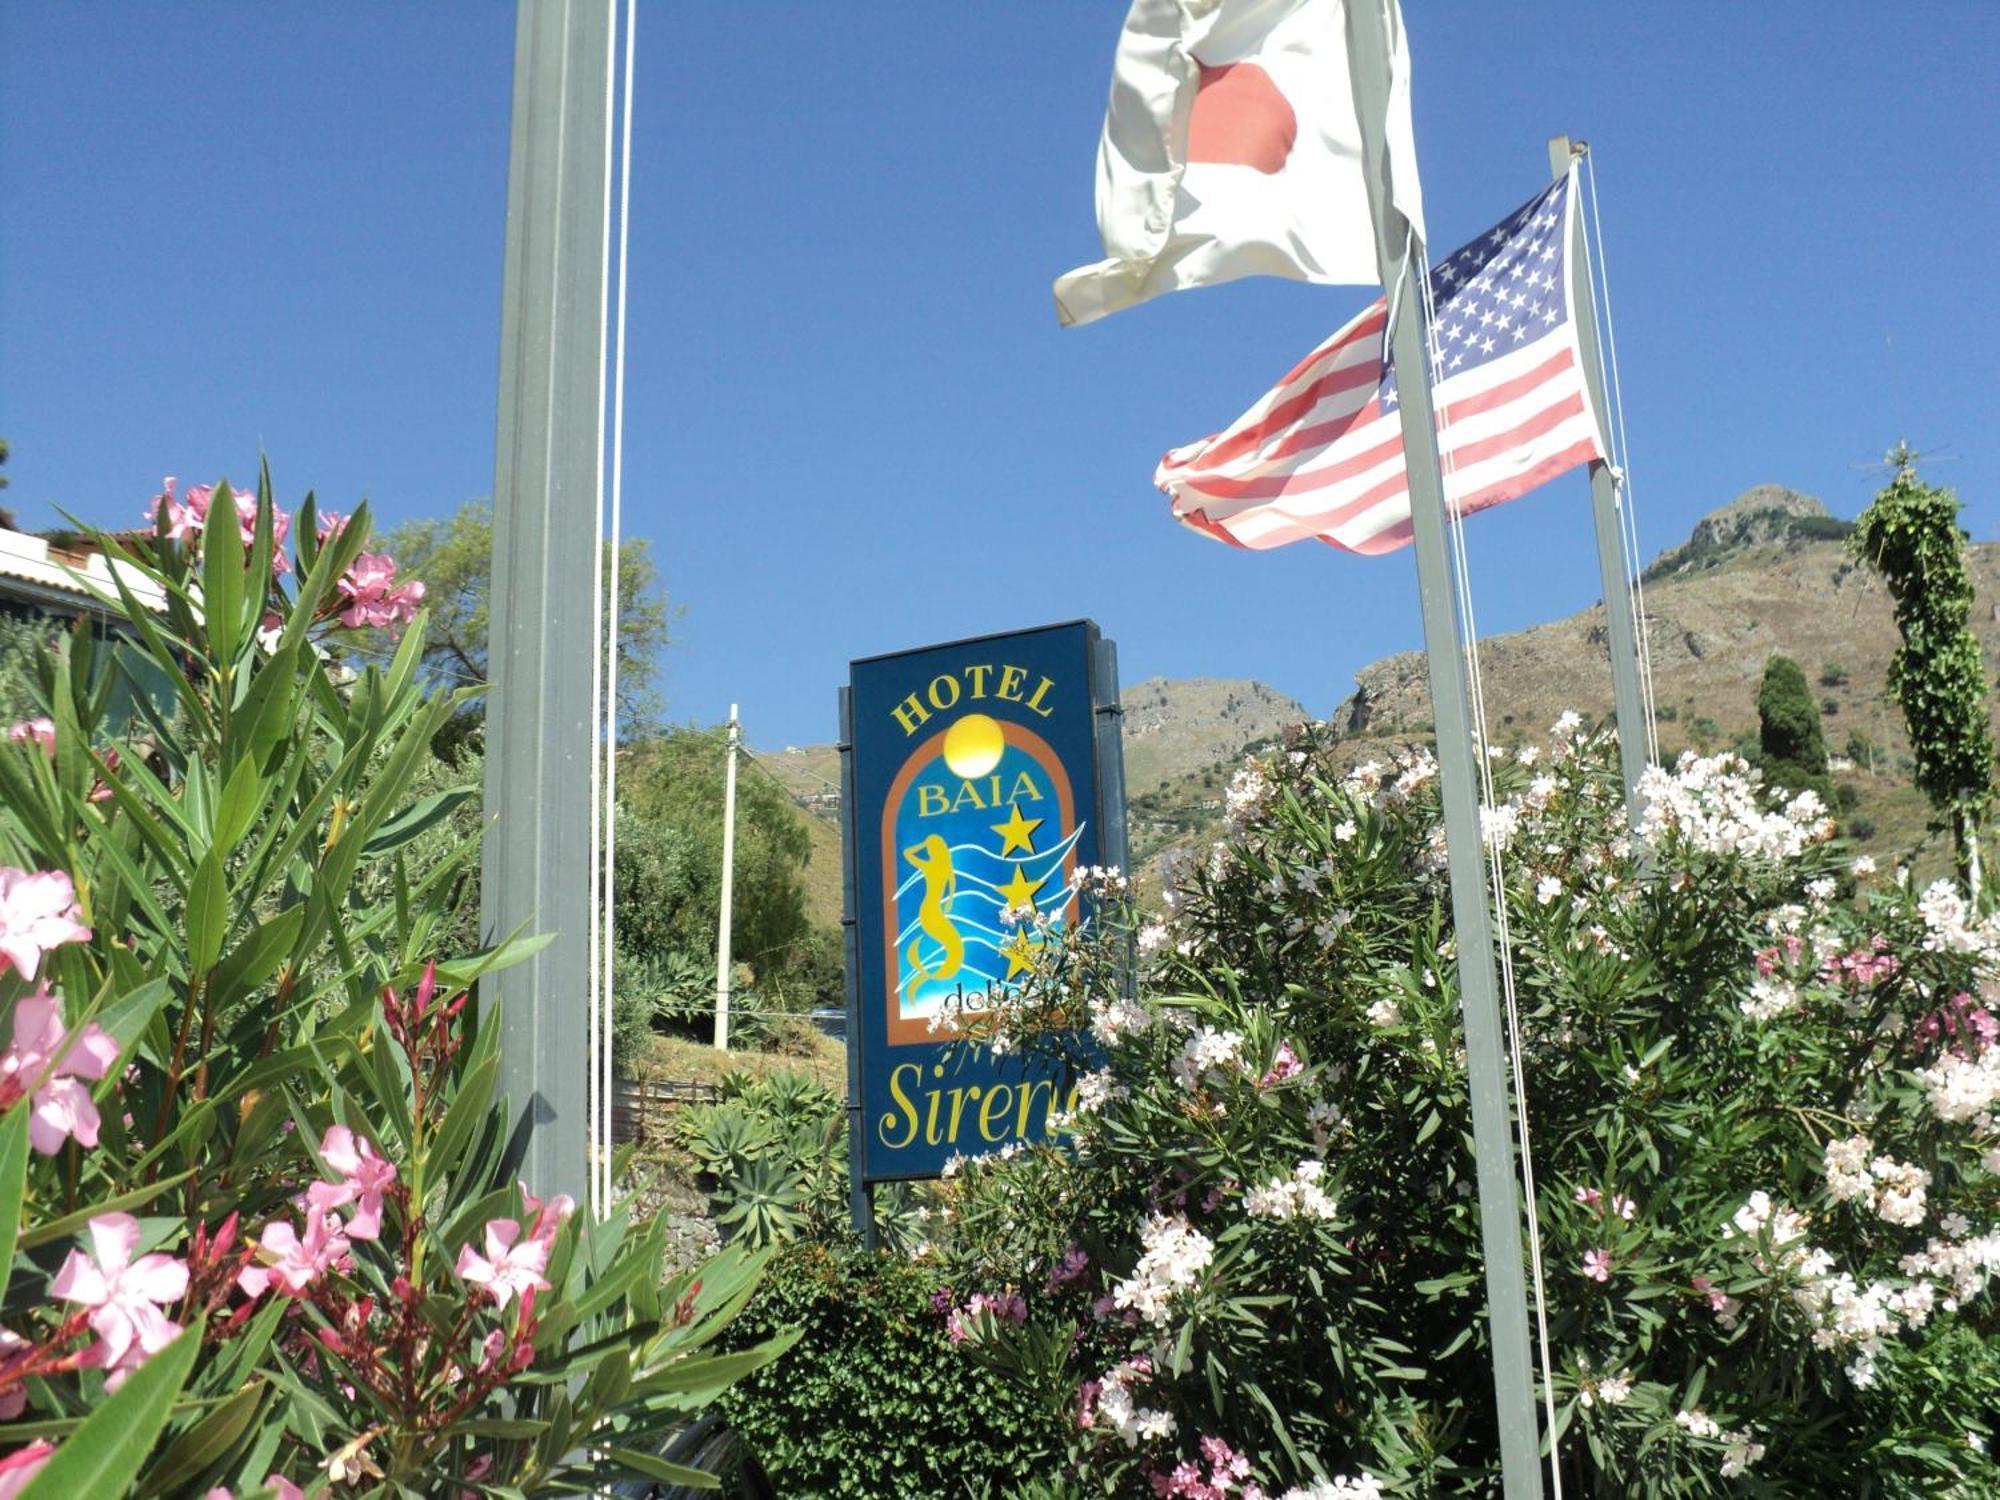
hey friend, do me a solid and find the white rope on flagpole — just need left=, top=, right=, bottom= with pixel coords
left=600, top=0, right=637, bottom=1216
left=1411, top=224, right=1567, bottom=1498
left=585, top=0, right=617, bottom=1224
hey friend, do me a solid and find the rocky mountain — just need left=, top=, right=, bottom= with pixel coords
left=1327, top=485, right=2000, bottom=760
left=1117, top=677, right=1307, bottom=795
left=762, top=484, right=2000, bottom=908
left=1316, top=485, right=2000, bottom=876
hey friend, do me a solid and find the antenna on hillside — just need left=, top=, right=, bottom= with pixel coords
left=1851, top=439, right=1959, bottom=481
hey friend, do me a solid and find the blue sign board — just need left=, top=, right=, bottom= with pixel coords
left=842, top=621, right=1125, bottom=1186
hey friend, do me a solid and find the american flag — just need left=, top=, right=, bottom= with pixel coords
left=1155, top=171, right=1605, bottom=555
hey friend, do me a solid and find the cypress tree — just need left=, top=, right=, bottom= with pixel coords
left=1757, top=654, right=1833, bottom=803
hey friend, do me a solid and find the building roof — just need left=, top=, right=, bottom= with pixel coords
left=0, top=527, right=167, bottom=615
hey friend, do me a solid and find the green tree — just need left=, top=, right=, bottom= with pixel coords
left=618, top=725, right=816, bottom=997
left=1756, top=653, right=1833, bottom=803
left=1851, top=451, right=1997, bottom=889
left=377, top=499, right=674, bottom=745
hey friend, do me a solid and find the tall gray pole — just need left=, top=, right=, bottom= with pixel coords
left=482, top=0, right=613, bottom=1202
left=1345, top=6, right=1546, bottom=1496
left=713, top=704, right=741, bottom=1050
left=1550, top=135, right=1649, bottom=823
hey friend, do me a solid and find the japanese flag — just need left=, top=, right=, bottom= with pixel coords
left=1054, top=0, right=1425, bottom=327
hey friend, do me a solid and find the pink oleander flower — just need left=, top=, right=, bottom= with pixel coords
left=477, top=1326, right=508, bottom=1372
left=0, top=867, right=92, bottom=982
left=947, top=1290, right=1028, bottom=1343
left=50, top=1212, right=188, bottom=1391
left=1825, top=935, right=1900, bottom=990
left=1573, top=1185, right=1602, bottom=1210
left=1259, top=1042, right=1304, bottom=1088
left=203, top=1478, right=309, bottom=1500
left=240, top=1210, right=350, bottom=1298
left=1913, top=991, right=1999, bottom=1057
left=335, top=554, right=425, bottom=632
left=1045, top=1244, right=1090, bottom=1293
left=6, top=719, right=53, bottom=755
left=0, top=985, right=121, bottom=1155
left=521, top=1184, right=577, bottom=1244
left=0, top=1440, right=55, bottom=1499
left=308, top=1126, right=397, bottom=1241
left=315, top=511, right=350, bottom=543
left=455, top=1219, right=552, bottom=1309
left=1581, top=1248, right=1613, bottom=1283
left=0, top=1329, right=28, bottom=1420
left=146, top=477, right=203, bottom=540
left=147, top=478, right=291, bottom=573
left=1076, top=1379, right=1101, bottom=1429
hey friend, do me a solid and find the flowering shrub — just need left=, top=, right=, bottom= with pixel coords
left=928, top=718, right=2000, bottom=1497
left=0, top=473, right=788, bottom=1496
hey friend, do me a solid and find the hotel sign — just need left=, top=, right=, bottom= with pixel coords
left=842, top=621, right=1126, bottom=1186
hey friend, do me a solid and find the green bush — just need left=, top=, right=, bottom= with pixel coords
left=718, top=1242, right=1069, bottom=1499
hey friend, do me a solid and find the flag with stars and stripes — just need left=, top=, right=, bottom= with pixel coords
left=1155, top=169, right=1605, bottom=555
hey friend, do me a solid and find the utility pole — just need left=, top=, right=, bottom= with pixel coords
left=713, top=704, right=741, bottom=1050
left=1550, top=134, right=1650, bottom=824
left=482, top=0, right=612, bottom=1202
left=1345, top=5, right=1546, bottom=1497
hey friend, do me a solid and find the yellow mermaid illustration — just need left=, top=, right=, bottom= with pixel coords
left=903, top=834, right=963, bottom=1005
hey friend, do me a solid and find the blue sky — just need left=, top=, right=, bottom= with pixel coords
left=3, top=4, right=1995, bottom=749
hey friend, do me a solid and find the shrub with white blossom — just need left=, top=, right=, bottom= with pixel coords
left=926, top=717, right=2000, bottom=1497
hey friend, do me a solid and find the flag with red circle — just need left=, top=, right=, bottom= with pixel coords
left=1055, top=0, right=1425, bottom=327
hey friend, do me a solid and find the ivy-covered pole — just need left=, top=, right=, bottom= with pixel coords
left=1851, top=448, right=1996, bottom=894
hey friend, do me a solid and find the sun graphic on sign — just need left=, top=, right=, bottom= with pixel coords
left=941, top=712, right=1005, bottom=778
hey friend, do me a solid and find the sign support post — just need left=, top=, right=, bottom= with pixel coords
left=481, top=0, right=612, bottom=1202
left=1347, top=6, right=1546, bottom=1495
left=1550, top=134, right=1649, bottom=824
left=839, top=686, right=877, bottom=1247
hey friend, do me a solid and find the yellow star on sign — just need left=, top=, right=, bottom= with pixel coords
left=991, top=802, right=1043, bottom=856
left=999, top=929, right=1039, bottom=980
left=997, top=864, right=1046, bottom=914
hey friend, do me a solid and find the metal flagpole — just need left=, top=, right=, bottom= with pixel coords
left=482, top=0, right=614, bottom=1202
left=1549, top=135, right=1648, bottom=825
left=1345, top=5, right=1546, bottom=1495
left=713, top=704, right=741, bottom=1050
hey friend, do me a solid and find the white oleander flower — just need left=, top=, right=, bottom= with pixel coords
left=1109, top=1213, right=1213, bottom=1326
left=1675, top=1408, right=1720, bottom=1440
